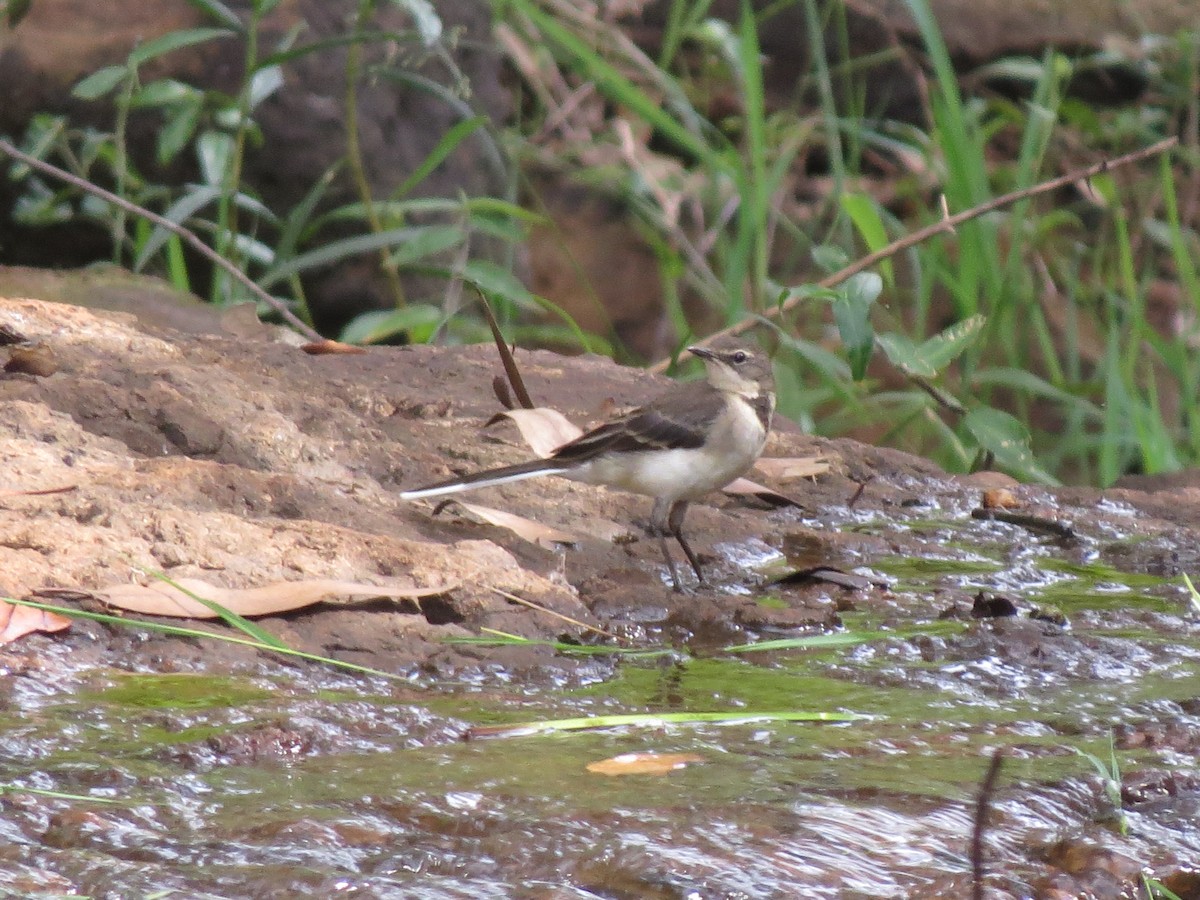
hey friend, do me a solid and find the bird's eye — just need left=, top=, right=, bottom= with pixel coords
left=731, top=350, right=748, bottom=364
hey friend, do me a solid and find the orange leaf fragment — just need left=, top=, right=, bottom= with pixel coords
left=982, top=487, right=1021, bottom=510
left=0, top=599, right=71, bottom=645
left=95, top=578, right=452, bottom=619
left=586, top=752, right=705, bottom=776
left=300, top=339, right=367, bottom=355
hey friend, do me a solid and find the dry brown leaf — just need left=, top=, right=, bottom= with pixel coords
left=484, top=408, right=584, bottom=458
left=753, top=456, right=831, bottom=481
left=436, top=500, right=580, bottom=549
left=586, top=752, right=705, bottom=776
left=722, top=477, right=803, bottom=508
left=300, top=339, right=367, bottom=355
left=96, top=578, right=451, bottom=619
left=0, top=599, right=71, bottom=644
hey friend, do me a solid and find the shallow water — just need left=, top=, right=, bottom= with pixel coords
left=3, top=504, right=1200, bottom=898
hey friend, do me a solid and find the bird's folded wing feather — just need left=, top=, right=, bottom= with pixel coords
left=551, top=383, right=717, bottom=461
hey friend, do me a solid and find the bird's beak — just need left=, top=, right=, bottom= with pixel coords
left=687, top=345, right=715, bottom=361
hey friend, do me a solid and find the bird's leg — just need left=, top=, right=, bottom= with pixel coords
left=667, top=500, right=705, bottom=584
left=650, top=497, right=683, bottom=592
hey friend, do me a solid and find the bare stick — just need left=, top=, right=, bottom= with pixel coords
left=972, top=749, right=1005, bottom=900
left=652, top=136, right=1179, bottom=372
left=0, top=137, right=323, bottom=342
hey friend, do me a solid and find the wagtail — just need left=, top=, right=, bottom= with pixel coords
left=399, top=344, right=776, bottom=591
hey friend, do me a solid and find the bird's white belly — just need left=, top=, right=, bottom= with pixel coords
left=565, top=407, right=766, bottom=502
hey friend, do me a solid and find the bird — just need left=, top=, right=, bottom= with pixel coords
left=399, top=344, right=776, bottom=591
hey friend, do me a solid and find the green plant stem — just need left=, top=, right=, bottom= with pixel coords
left=345, top=0, right=407, bottom=308
left=212, top=4, right=261, bottom=303
left=110, top=72, right=139, bottom=262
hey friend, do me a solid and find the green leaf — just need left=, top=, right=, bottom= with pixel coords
left=875, top=331, right=929, bottom=377
left=127, top=27, right=234, bottom=68
left=258, top=226, right=428, bottom=289
left=831, top=273, right=881, bottom=381
left=970, top=367, right=1103, bottom=422
left=916, top=314, right=986, bottom=372
left=196, top=130, right=235, bottom=186
left=185, top=0, right=245, bottom=31
left=156, top=97, right=203, bottom=164
left=459, top=259, right=536, bottom=310
left=72, top=66, right=128, bottom=101
left=131, top=78, right=195, bottom=108
left=134, top=185, right=221, bottom=271
left=962, top=406, right=1057, bottom=483
left=339, top=304, right=444, bottom=345
left=393, top=116, right=486, bottom=200
left=877, top=315, right=985, bottom=379
left=387, top=0, right=442, bottom=46
left=840, top=193, right=894, bottom=287
left=811, top=243, right=849, bottom=273
left=386, top=224, right=465, bottom=268
left=248, top=64, right=283, bottom=110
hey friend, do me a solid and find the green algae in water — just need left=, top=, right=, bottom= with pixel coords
left=873, top=555, right=1002, bottom=581
left=86, top=672, right=275, bottom=710
left=1039, top=558, right=1170, bottom=589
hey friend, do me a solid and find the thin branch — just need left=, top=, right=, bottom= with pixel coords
left=972, top=749, right=1005, bottom=900
left=652, top=136, right=1180, bottom=372
left=0, top=137, right=323, bottom=342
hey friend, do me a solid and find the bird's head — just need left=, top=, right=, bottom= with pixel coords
left=687, top=343, right=775, bottom=397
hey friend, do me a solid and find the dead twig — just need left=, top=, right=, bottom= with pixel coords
left=474, top=285, right=535, bottom=409
left=0, top=137, right=323, bottom=342
left=972, top=749, right=1005, bottom=900
left=653, top=136, right=1180, bottom=372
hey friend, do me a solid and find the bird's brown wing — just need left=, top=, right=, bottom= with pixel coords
left=550, top=381, right=718, bottom=462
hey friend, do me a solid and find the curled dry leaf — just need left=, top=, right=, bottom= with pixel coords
left=0, top=599, right=71, bottom=645
left=434, top=499, right=580, bottom=549
left=484, top=408, right=583, bottom=458
left=753, top=456, right=831, bottom=481
left=586, top=752, right=705, bottom=776
left=300, top=339, right=368, bottom=355
left=96, top=578, right=453, bottom=619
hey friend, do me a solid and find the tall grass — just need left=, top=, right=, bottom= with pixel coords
left=493, top=0, right=1197, bottom=485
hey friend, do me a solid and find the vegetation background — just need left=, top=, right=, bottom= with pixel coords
left=1, top=0, right=1198, bottom=488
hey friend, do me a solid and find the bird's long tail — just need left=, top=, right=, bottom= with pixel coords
left=398, top=458, right=569, bottom=501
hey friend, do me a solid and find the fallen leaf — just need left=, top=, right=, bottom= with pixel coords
left=586, top=752, right=705, bottom=776
left=722, top=477, right=803, bottom=508
left=753, top=456, right=831, bottom=481
left=95, top=578, right=452, bottom=619
left=484, top=408, right=583, bottom=458
left=434, top=499, right=580, bottom=549
left=0, top=599, right=71, bottom=644
left=300, top=339, right=367, bottom=355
